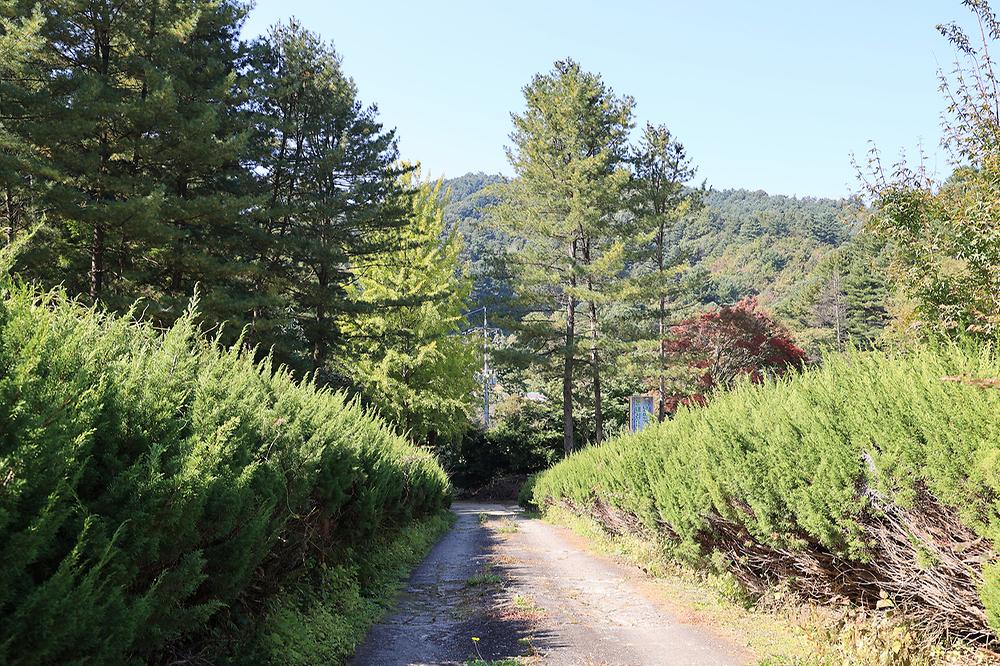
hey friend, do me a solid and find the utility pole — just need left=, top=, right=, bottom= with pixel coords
left=465, top=306, right=500, bottom=428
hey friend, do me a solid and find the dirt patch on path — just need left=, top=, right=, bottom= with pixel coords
left=351, top=502, right=749, bottom=665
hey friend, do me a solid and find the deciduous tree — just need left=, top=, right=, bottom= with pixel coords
left=342, top=174, right=478, bottom=445
left=664, top=297, right=807, bottom=410
left=865, top=1, right=1000, bottom=337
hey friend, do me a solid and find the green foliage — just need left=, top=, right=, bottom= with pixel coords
left=671, top=189, right=859, bottom=310
left=466, top=567, right=503, bottom=587
left=247, top=20, right=411, bottom=375
left=453, top=180, right=859, bottom=322
left=777, top=233, right=891, bottom=352
left=517, top=474, right=540, bottom=509
left=490, top=58, right=634, bottom=453
left=239, top=512, right=453, bottom=666
left=343, top=173, right=478, bottom=446
left=0, top=279, right=450, bottom=664
left=868, top=157, right=1000, bottom=339
left=0, top=8, right=417, bottom=385
left=440, top=173, right=512, bottom=310
left=532, top=341, right=1000, bottom=633
left=444, top=395, right=562, bottom=488
left=0, top=0, right=254, bottom=319
left=864, top=1, right=1000, bottom=340
left=452, top=174, right=872, bottom=376
left=623, top=121, right=700, bottom=418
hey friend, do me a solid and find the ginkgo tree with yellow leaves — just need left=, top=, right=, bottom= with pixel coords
left=342, top=171, right=480, bottom=446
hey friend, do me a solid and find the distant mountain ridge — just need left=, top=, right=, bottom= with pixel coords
left=440, top=172, right=856, bottom=312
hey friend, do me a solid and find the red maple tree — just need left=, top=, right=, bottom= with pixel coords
left=662, top=297, right=807, bottom=412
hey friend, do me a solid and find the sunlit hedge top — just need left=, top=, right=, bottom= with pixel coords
left=0, top=281, right=450, bottom=664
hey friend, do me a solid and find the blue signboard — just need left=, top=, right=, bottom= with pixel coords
left=629, top=395, right=655, bottom=432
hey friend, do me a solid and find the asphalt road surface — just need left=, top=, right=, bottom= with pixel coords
left=350, top=502, right=750, bottom=666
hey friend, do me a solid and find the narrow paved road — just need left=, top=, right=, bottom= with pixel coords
left=351, top=502, right=750, bottom=666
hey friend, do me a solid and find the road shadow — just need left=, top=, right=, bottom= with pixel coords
left=351, top=502, right=560, bottom=666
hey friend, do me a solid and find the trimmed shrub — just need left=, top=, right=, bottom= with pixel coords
left=532, top=341, right=1000, bottom=642
left=239, top=511, right=454, bottom=665
left=0, top=282, right=451, bottom=664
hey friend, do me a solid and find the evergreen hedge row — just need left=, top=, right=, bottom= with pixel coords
left=531, top=342, right=1000, bottom=641
left=0, top=282, right=451, bottom=664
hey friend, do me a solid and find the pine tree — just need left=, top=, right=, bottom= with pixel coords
left=138, top=0, right=258, bottom=334
left=342, top=173, right=478, bottom=445
left=0, top=1, right=252, bottom=324
left=248, top=21, right=410, bottom=375
left=492, top=59, right=633, bottom=454
left=626, top=122, right=698, bottom=420
left=0, top=5, right=44, bottom=245
left=843, top=234, right=890, bottom=345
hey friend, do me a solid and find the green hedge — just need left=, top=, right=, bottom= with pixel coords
left=0, top=283, right=451, bottom=664
left=532, top=342, right=1000, bottom=640
left=244, top=511, right=454, bottom=665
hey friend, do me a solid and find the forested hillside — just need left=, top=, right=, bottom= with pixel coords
left=443, top=175, right=884, bottom=350
left=441, top=172, right=509, bottom=306
left=675, top=188, right=855, bottom=306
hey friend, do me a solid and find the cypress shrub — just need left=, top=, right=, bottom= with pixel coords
left=0, top=282, right=450, bottom=664
left=532, top=342, right=1000, bottom=642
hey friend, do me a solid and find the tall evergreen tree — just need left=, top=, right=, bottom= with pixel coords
left=141, top=0, right=257, bottom=332
left=2, top=0, right=249, bottom=307
left=492, top=59, right=633, bottom=454
left=626, top=122, right=698, bottom=420
left=0, top=5, right=44, bottom=245
left=842, top=235, right=890, bottom=344
left=248, top=21, right=410, bottom=375
left=0, top=0, right=252, bottom=326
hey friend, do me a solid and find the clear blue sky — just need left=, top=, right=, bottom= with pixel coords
left=242, top=1, right=971, bottom=199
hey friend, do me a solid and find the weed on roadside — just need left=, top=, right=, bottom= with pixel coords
left=510, top=594, right=544, bottom=618
left=793, top=606, right=1000, bottom=666
left=466, top=635, right=522, bottom=665
left=496, top=518, right=519, bottom=534
left=467, top=568, right=503, bottom=587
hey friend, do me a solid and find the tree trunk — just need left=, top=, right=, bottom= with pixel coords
left=90, top=223, right=104, bottom=300
left=312, top=306, right=327, bottom=371
left=658, top=294, right=667, bottom=421
left=4, top=185, right=17, bottom=245
left=91, top=24, right=112, bottom=303
left=312, top=264, right=329, bottom=371
left=656, top=225, right=667, bottom=421
left=562, top=240, right=577, bottom=457
left=589, top=298, right=603, bottom=444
